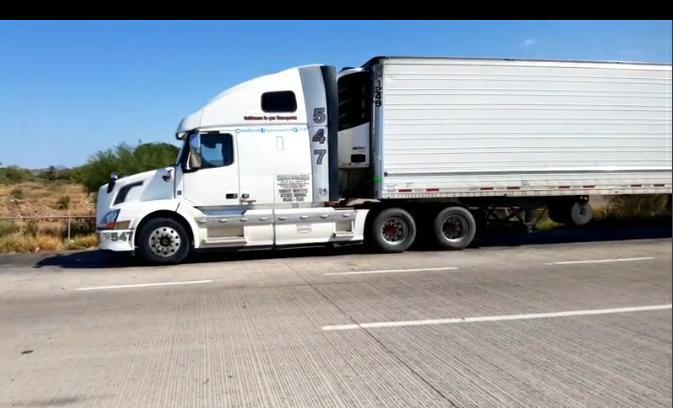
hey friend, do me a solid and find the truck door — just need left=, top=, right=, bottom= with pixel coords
left=180, top=131, right=257, bottom=246
left=181, top=132, right=240, bottom=207
left=235, top=129, right=275, bottom=246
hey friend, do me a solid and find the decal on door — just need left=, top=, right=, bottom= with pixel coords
left=277, top=174, right=309, bottom=202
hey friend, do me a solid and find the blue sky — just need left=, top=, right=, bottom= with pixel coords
left=0, top=20, right=671, bottom=168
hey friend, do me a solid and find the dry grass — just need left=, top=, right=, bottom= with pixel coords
left=535, top=214, right=562, bottom=232
left=0, top=182, right=94, bottom=217
left=0, top=233, right=99, bottom=253
left=0, top=182, right=97, bottom=253
left=64, top=234, right=98, bottom=250
left=598, top=194, right=671, bottom=220
left=0, top=233, right=63, bottom=253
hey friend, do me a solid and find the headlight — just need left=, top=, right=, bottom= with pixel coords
left=98, top=209, right=120, bottom=230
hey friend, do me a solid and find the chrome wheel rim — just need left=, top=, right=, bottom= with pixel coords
left=149, top=227, right=181, bottom=258
left=441, top=215, right=468, bottom=242
left=381, top=216, right=408, bottom=244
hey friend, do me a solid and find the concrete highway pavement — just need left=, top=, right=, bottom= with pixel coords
left=0, top=236, right=671, bottom=407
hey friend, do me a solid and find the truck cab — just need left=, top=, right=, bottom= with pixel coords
left=96, top=64, right=368, bottom=264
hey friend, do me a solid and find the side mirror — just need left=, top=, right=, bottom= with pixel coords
left=107, top=172, right=119, bottom=193
left=186, top=133, right=202, bottom=171
left=161, top=167, right=173, bottom=182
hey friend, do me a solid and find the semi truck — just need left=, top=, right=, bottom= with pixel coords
left=96, top=56, right=672, bottom=264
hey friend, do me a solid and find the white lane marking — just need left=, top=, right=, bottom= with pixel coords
left=322, top=304, right=672, bottom=331
left=75, top=279, right=213, bottom=291
left=325, top=267, right=459, bottom=276
left=547, top=256, right=655, bottom=265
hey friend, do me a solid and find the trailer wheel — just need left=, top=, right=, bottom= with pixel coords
left=137, top=217, right=190, bottom=264
left=370, top=208, right=417, bottom=252
left=433, top=206, right=477, bottom=250
left=569, top=201, right=593, bottom=226
left=548, top=200, right=593, bottom=226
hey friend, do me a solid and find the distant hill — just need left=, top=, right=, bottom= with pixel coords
left=31, top=165, right=69, bottom=174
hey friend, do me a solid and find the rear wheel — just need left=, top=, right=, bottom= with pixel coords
left=433, top=206, right=477, bottom=250
left=370, top=208, right=417, bottom=252
left=137, top=217, right=190, bottom=264
left=548, top=200, right=593, bottom=226
left=569, top=201, right=593, bottom=226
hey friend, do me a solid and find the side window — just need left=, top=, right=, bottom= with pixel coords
left=200, top=133, right=234, bottom=169
left=261, top=91, right=297, bottom=112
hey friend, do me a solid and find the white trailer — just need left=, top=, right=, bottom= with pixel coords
left=96, top=57, right=672, bottom=264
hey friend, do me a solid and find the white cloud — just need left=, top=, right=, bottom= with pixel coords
left=522, top=38, right=537, bottom=47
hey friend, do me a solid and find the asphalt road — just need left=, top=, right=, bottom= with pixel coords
left=1, top=232, right=671, bottom=407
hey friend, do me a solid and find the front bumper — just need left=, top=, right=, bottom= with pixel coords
left=98, top=229, right=135, bottom=252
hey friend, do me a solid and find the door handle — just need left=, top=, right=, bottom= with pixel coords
left=240, top=199, right=256, bottom=205
left=226, top=193, right=238, bottom=199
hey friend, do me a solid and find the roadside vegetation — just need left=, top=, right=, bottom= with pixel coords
left=0, top=142, right=178, bottom=253
left=535, top=195, right=671, bottom=232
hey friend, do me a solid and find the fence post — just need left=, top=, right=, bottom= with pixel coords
left=67, top=210, right=71, bottom=242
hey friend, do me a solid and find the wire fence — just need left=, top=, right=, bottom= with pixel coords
left=0, top=214, right=96, bottom=241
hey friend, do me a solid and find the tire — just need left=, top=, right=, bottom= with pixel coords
left=433, top=206, right=477, bottom=250
left=548, top=200, right=593, bottom=226
left=136, top=217, right=190, bottom=264
left=569, top=201, right=593, bottom=226
left=369, top=208, right=417, bottom=252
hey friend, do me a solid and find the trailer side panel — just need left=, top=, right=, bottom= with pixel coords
left=378, top=58, right=672, bottom=199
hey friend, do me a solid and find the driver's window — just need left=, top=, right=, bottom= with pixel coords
left=200, top=133, right=234, bottom=169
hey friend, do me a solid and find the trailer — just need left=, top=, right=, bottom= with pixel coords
left=96, top=56, right=672, bottom=264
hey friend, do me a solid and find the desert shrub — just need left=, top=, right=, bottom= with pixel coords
left=602, top=194, right=671, bottom=219
left=57, top=195, right=71, bottom=210
left=23, top=219, right=39, bottom=237
left=0, top=220, right=20, bottom=237
left=0, top=166, right=34, bottom=184
left=39, top=221, right=64, bottom=237
left=10, top=188, right=24, bottom=200
left=67, top=217, right=96, bottom=236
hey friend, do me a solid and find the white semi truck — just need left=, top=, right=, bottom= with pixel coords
left=96, top=57, right=672, bottom=264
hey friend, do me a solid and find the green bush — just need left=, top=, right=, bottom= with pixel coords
left=0, top=166, right=34, bottom=184
left=76, top=142, right=179, bottom=193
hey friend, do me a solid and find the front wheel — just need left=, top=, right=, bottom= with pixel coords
left=369, top=208, right=417, bottom=253
left=136, top=217, right=190, bottom=264
left=433, top=206, right=477, bottom=250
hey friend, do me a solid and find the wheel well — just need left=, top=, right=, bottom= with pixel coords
left=134, top=211, right=194, bottom=249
